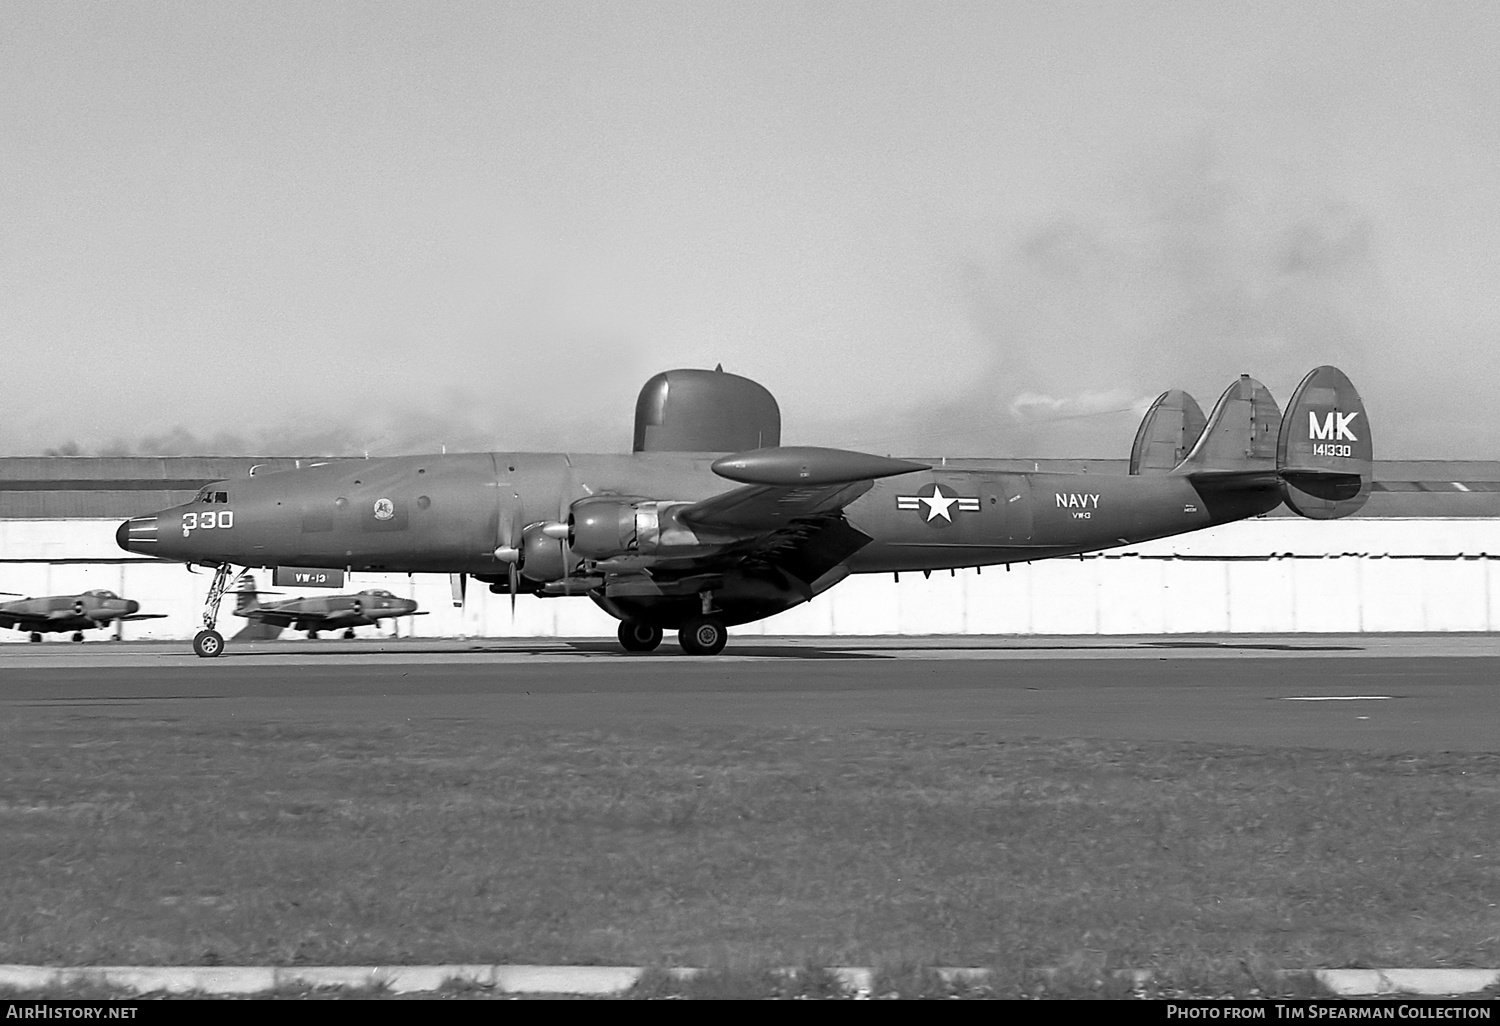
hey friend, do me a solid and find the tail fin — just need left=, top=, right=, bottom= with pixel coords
left=1277, top=365, right=1372, bottom=519
left=1171, top=374, right=1281, bottom=478
left=1130, top=390, right=1207, bottom=474
left=233, top=573, right=261, bottom=614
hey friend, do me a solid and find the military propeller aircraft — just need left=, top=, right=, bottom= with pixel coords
left=116, top=364, right=1372, bottom=658
left=0, top=589, right=167, bottom=642
left=230, top=574, right=422, bottom=639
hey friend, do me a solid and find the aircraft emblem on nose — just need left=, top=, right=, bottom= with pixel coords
left=372, top=498, right=395, bottom=521
left=896, top=484, right=981, bottom=523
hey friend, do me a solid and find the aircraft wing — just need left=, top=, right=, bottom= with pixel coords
left=679, top=480, right=876, bottom=532
left=680, top=447, right=926, bottom=533
left=118, top=613, right=169, bottom=621
left=665, top=448, right=926, bottom=590
left=241, top=610, right=297, bottom=629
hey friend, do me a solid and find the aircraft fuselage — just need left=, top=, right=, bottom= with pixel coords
left=118, top=451, right=1278, bottom=575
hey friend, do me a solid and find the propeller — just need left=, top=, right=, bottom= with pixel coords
left=493, top=498, right=524, bottom=616
left=538, top=466, right=578, bottom=590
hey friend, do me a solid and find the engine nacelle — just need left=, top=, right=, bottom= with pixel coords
left=520, top=522, right=570, bottom=582
left=569, top=496, right=708, bottom=560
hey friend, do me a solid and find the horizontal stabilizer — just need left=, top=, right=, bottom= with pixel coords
left=1130, top=390, right=1207, bottom=474
left=1277, top=365, right=1372, bottom=519
left=712, top=446, right=927, bottom=486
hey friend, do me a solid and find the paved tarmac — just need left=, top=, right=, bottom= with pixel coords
left=3, top=635, right=1498, bottom=752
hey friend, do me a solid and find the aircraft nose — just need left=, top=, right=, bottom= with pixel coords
left=117, top=516, right=158, bottom=553
left=124, top=600, right=140, bottom=615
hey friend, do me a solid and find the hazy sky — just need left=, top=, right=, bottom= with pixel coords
left=3, top=1, right=1498, bottom=458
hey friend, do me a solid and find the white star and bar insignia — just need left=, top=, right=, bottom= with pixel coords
left=896, top=484, right=981, bottom=523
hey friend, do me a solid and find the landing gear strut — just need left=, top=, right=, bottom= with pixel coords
left=678, top=616, right=727, bottom=656
left=618, top=619, right=663, bottom=653
left=192, top=563, right=232, bottom=659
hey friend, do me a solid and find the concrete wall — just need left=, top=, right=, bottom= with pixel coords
left=2, top=517, right=1498, bottom=641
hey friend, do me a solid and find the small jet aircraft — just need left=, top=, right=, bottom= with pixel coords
left=116, top=364, right=1372, bottom=658
left=0, top=589, right=167, bottom=642
left=230, top=574, right=421, bottom=639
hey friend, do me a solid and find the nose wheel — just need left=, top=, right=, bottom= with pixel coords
left=193, top=630, right=224, bottom=658
left=617, top=619, right=663, bottom=652
left=677, top=616, right=727, bottom=656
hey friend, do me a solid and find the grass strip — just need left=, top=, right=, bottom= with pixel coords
left=4, top=716, right=1499, bottom=969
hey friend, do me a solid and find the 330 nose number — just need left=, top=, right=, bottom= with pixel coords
left=182, top=511, right=234, bottom=535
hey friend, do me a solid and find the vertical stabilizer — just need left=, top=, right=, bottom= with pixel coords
left=1277, top=366, right=1372, bottom=519
left=1130, top=390, right=1207, bottom=474
left=1171, top=375, right=1281, bottom=476
left=233, top=573, right=260, bottom=614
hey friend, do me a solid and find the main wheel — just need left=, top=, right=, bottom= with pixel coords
left=192, top=630, right=224, bottom=659
left=28, top=632, right=42, bottom=643
left=677, top=616, right=727, bottom=656
left=617, top=619, right=663, bottom=653
left=343, top=629, right=356, bottom=640
left=307, top=630, right=320, bottom=640
left=71, top=632, right=84, bottom=643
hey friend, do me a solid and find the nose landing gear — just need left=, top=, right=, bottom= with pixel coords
left=192, top=630, right=224, bottom=658
left=192, top=563, right=233, bottom=659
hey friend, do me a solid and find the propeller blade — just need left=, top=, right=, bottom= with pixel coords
left=494, top=502, right=525, bottom=620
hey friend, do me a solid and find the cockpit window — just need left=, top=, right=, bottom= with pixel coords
left=86, top=590, right=117, bottom=599
left=193, top=488, right=230, bottom=504
left=214, top=491, right=228, bottom=503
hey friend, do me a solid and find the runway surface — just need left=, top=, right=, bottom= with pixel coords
left=4, top=635, right=1499, bottom=752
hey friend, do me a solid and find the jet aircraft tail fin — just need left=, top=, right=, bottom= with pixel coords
left=1170, top=375, right=1281, bottom=481
left=231, top=573, right=279, bottom=614
left=1276, top=365, right=1372, bottom=519
left=1130, top=390, right=1207, bottom=474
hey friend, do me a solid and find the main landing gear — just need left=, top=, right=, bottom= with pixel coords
left=28, top=632, right=42, bottom=643
left=71, top=632, right=85, bottom=643
left=616, top=590, right=729, bottom=656
left=677, top=616, right=727, bottom=656
left=192, top=563, right=233, bottom=659
left=617, top=619, right=663, bottom=652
